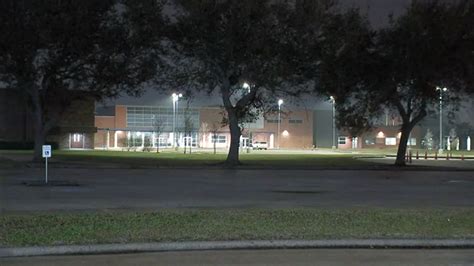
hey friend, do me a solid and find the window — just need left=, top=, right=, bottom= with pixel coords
left=365, top=137, right=376, bottom=145
left=289, top=119, right=303, bottom=124
left=126, top=106, right=199, bottom=131
left=212, top=135, right=226, bottom=144
left=338, top=136, right=347, bottom=145
left=385, top=137, right=397, bottom=146
left=266, top=119, right=280, bottom=123
left=73, top=133, right=82, bottom=142
left=408, top=138, right=417, bottom=146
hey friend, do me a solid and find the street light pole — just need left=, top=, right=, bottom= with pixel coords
left=172, top=93, right=183, bottom=148
left=437, top=87, right=447, bottom=154
left=330, top=96, right=336, bottom=149
left=278, top=99, right=283, bottom=149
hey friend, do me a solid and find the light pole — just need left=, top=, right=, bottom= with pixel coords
left=277, top=99, right=283, bottom=149
left=436, top=87, right=447, bottom=153
left=172, top=93, right=183, bottom=148
left=330, top=96, right=336, bottom=149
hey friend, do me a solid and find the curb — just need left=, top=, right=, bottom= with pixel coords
left=21, top=162, right=474, bottom=171
left=1, top=239, right=474, bottom=258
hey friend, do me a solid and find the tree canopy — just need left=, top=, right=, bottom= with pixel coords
left=319, top=0, right=474, bottom=165
left=0, top=0, right=165, bottom=160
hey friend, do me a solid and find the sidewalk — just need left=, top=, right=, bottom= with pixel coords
left=2, top=239, right=474, bottom=258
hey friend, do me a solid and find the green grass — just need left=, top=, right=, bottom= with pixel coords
left=0, top=149, right=381, bottom=168
left=2, top=149, right=471, bottom=169
left=1, top=208, right=473, bottom=247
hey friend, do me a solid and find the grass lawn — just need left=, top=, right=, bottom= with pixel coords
left=1, top=208, right=473, bottom=247
left=0, top=149, right=382, bottom=168
left=356, top=148, right=474, bottom=157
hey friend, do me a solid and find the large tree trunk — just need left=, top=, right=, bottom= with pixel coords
left=225, top=109, right=241, bottom=166
left=213, top=133, right=217, bottom=155
left=33, top=129, right=46, bottom=162
left=395, top=124, right=413, bottom=166
left=31, top=86, right=46, bottom=162
left=393, top=98, right=427, bottom=167
left=30, top=84, right=58, bottom=162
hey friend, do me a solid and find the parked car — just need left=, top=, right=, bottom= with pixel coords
left=252, top=141, right=268, bottom=150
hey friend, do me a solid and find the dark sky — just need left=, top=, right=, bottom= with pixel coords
left=344, top=0, right=412, bottom=27
left=108, top=0, right=413, bottom=109
left=104, top=0, right=473, bottom=125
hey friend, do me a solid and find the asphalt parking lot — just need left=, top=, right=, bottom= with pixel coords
left=1, top=167, right=473, bottom=212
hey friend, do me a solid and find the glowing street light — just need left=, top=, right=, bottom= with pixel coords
left=243, top=82, right=250, bottom=93
left=278, top=99, right=284, bottom=149
left=436, top=87, right=447, bottom=153
left=172, top=93, right=183, bottom=148
left=329, top=96, right=336, bottom=149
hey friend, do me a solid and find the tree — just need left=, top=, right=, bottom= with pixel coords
left=183, top=113, right=194, bottom=154
left=0, top=0, right=165, bottom=160
left=210, top=122, right=221, bottom=155
left=319, top=1, right=474, bottom=166
left=423, top=129, right=434, bottom=150
left=152, top=116, right=165, bottom=153
left=449, top=128, right=458, bottom=151
left=167, top=0, right=318, bottom=166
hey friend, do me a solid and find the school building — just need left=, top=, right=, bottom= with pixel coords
left=94, top=104, right=423, bottom=150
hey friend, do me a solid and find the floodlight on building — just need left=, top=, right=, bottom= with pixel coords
left=282, top=130, right=289, bottom=137
left=377, top=131, right=385, bottom=138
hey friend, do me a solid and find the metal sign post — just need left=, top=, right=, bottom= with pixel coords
left=42, top=145, right=52, bottom=184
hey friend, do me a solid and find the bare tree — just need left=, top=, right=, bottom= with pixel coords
left=199, top=122, right=209, bottom=149
left=210, top=122, right=222, bottom=155
left=153, top=116, right=164, bottom=153
left=183, top=114, right=194, bottom=154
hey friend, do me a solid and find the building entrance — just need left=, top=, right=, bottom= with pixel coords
left=70, top=133, right=84, bottom=149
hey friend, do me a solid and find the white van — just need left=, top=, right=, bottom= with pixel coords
left=252, top=141, right=268, bottom=150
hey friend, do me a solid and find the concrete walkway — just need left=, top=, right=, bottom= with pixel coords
left=2, top=239, right=474, bottom=258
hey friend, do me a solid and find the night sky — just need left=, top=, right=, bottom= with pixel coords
left=112, top=0, right=412, bottom=106
left=104, top=0, right=472, bottom=125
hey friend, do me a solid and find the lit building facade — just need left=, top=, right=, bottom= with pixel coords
left=95, top=105, right=314, bottom=150
left=95, top=104, right=423, bottom=151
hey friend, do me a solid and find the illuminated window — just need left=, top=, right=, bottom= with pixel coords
left=385, top=137, right=397, bottom=145
left=73, top=133, right=82, bottom=142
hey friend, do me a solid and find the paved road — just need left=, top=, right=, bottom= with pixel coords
left=1, top=168, right=474, bottom=212
left=2, top=249, right=474, bottom=265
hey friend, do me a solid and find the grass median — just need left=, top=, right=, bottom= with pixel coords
left=1, top=208, right=473, bottom=247
left=1, top=149, right=382, bottom=168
